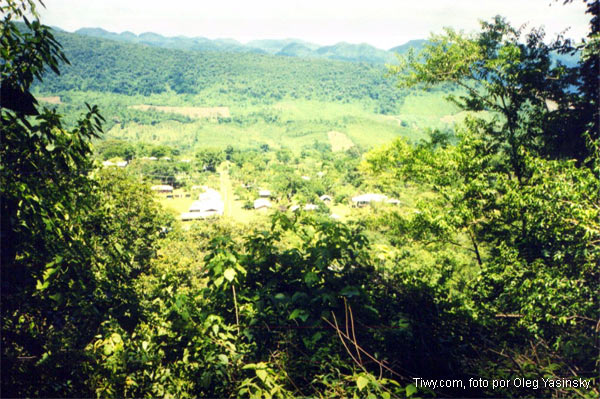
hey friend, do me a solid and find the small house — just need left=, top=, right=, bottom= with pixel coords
left=254, top=198, right=272, bottom=210
left=184, top=197, right=224, bottom=220
left=258, top=189, right=271, bottom=198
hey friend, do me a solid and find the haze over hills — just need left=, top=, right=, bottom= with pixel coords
left=72, top=26, right=423, bottom=64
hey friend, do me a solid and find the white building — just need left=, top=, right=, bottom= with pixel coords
left=182, top=196, right=224, bottom=220
left=254, top=198, right=272, bottom=210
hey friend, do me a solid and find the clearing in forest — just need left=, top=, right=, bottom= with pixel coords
left=328, top=131, right=354, bottom=152
left=37, top=96, right=62, bottom=104
left=130, top=105, right=230, bottom=119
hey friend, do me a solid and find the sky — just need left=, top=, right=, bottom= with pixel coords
left=38, top=0, right=590, bottom=50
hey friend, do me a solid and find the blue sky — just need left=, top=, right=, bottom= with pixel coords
left=39, top=0, right=590, bottom=49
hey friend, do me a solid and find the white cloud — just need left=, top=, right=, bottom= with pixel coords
left=39, top=0, right=590, bottom=49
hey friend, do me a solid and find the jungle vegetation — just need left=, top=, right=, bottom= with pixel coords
left=1, top=0, right=598, bottom=398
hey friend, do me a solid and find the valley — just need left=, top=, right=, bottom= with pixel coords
left=4, top=3, right=598, bottom=398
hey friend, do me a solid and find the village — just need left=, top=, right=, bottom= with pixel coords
left=100, top=145, right=404, bottom=224
left=153, top=179, right=401, bottom=223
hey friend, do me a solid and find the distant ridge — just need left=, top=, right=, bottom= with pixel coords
left=315, top=42, right=397, bottom=64
left=74, top=27, right=264, bottom=54
left=247, top=39, right=320, bottom=54
left=71, top=26, right=426, bottom=64
left=389, top=39, right=428, bottom=55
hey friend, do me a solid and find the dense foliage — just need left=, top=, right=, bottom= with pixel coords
left=2, top=1, right=598, bottom=398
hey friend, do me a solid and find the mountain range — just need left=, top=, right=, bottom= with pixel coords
left=72, top=27, right=428, bottom=64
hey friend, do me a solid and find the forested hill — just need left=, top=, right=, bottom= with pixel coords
left=72, top=26, right=414, bottom=64
left=35, top=29, right=405, bottom=112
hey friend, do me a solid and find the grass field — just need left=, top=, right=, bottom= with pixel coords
left=37, top=96, right=62, bottom=104
left=327, top=131, right=354, bottom=152
left=37, top=90, right=466, bottom=152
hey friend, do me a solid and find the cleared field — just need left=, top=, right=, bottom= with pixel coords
left=130, top=105, right=230, bottom=119
left=440, top=111, right=472, bottom=125
left=328, top=131, right=354, bottom=152
left=38, top=96, right=62, bottom=104
left=158, top=189, right=195, bottom=215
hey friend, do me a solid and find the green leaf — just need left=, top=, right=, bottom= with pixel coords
left=49, top=293, right=62, bottom=303
left=43, top=266, right=59, bottom=281
left=217, top=354, right=229, bottom=365
left=340, top=286, right=359, bottom=297
left=406, top=383, right=417, bottom=397
left=288, top=308, right=309, bottom=322
left=36, top=279, right=49, bottom=291
left=224, top=268, right=236, bottom=282
left=256, top=369, right=268, bottom=382
left=274, top=293, right=287, bottom=301
left=356, top=375, right=369, bottom=391
left=304, top=271, right=319, bottom=286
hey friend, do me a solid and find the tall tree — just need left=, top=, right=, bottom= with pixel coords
left=1, top=2, right=167, bottom=396
left=389, top=14, right=595, bottom=168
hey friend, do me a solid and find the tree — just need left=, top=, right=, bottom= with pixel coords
left=1, top=2, right=169, bottom=396
left=389, top=16, right=593, bottom=168
left=196, top=147, right=224, bottom=172
left=95, top=139, right=136, bottom=160
left=379, top=11, right=600, bottom=396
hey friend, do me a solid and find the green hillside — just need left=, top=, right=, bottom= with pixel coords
left=34, top=29, right=463, bottom=153
left=37, top=30, right=404, bottom=108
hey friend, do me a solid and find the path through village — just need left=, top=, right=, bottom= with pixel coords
left=218, top=163, right=234, bottom=217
